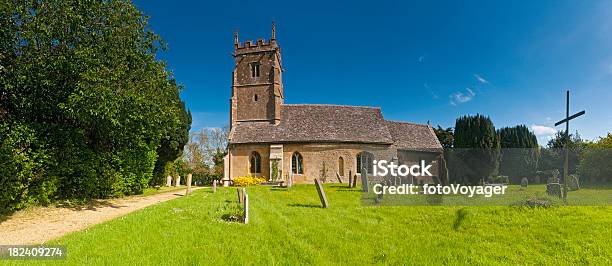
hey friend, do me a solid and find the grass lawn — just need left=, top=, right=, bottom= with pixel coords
left=11, top=184, right=612, bottom=265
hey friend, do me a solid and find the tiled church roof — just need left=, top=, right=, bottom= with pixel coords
left=229, top=104, right=442, bottom=152
left=385, top=120, right=443, bottom=152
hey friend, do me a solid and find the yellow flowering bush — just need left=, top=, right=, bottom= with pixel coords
left=233, top=176, right=266, bottom=187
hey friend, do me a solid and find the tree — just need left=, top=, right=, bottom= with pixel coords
left=433, top=126, right=454, bottom=149
left=450, top=114, right=501, bottom=184
left=182, top=127, right=229, bottom=184
left=152, top=98, right=192, bottom=186
left=1, top=0, right=189, bottom=211
left=539, top=131, right=585, bottom=176
left=497, top=125, right=539, bottom=182
left=578, top=133, right=612, bottom=183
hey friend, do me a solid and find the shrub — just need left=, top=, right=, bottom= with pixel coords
left=271, top=161, right=279, bottom=181
left=0, top=122, right=55, bottom=214
left=233, top=176, right=266, bottom=187
left=521, top=177, right=529, bottom=188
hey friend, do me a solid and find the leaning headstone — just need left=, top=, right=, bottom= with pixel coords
left=166, top=176, right=172, bottom=187
left=186, top=174, right=193, bottom=194
left=243, top=191, right=249, bottom=224
left=336, top=172, right=343, bottom=183
left=212, top=180, right=217, bottom=193
left=314, top=178, right=329, bottom=208
left=175, top=175, right=181, bottom=187
left=237, top=188, right=243, bottom=204
left=241, top=188, right=246, bottom=204
left=360, top=168, right=368, bottom=192
left=568, top=175, right=580, bottom=191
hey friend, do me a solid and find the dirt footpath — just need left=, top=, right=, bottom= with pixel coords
left=0, top=187, right=202, bottom=245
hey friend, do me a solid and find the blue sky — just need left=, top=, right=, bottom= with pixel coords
left=133, top=0, right=612, bottom=145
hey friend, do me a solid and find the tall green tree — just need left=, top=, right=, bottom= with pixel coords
left=1, top=0, right=190, bottom=212
left=497, top=125, right=539, bottom=182
left=451, top=114, right=501, bottom=184
left=433, top=126, right=454, bottom=149
left=152, top=98, right=192, bottom=186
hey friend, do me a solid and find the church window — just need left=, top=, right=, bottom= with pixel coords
left=356, top=151, right=374, bottom=174
left=254, top=94, right=258, bottom=101
left=249, top=151, right=261, bottom=174
left=251, top=62, right=260, bottom=77
left=292, top=152, right=303, bottom=174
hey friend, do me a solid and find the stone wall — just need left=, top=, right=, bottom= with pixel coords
left=229, top=142, right=400, bottom=184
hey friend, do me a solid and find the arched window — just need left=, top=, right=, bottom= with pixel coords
left=292, top=152, right=303, bottom=174
left=338, top=157, right=345, bottom=176
left=249, top=152, right=261, bottom=174
left=356, top=151, right=374, bottom=174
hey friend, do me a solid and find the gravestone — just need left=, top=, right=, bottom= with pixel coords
left=175, top=175, right=181, bottom=187
left=336, top=172, right=343, bottom=183
left=568, top=175, right=580, bottom=191
left=186, top=174, right=192, bottom=194
left=243, top=191, right=249, bottom=224
left=348, top=175, right=352, bottom=188
left=241, top=188, right=246, bottom=204
left=314, top=178, right=329, bottom=208
left=361, top=168, right=369, bottom=192
left=166, top=176, right=172, bottom=187
left=521, top=177, right=529, bottom=188
left=546, top=183, right=562, bottom=198
left=352, top=173, right=357, bottom=188
left=212, top=180, right=217, bottom=193
left=237, top=188, right=243, bottom=204
left=287, top=173, right=293, bottom=188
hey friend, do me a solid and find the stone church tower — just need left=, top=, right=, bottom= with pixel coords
left=230, top=22, right=284, bottom=129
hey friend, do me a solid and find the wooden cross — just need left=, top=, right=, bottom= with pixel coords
left=554, top=90, right=585, bottom=200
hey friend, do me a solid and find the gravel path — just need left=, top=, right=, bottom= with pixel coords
left=0, top=187, right=202, bottom=245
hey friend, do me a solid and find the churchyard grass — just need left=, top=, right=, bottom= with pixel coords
left=11, top=184, right=612, bottom=265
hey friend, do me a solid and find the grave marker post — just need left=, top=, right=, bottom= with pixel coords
left=361, top=168, right=369, bottom=192
left=314, top=178, right=329, bottom=208
left=244, top=190, right=249, bottom=224
left=237, top=188, right=243, bottom=204
left=186, top=173, right=192, bottom=194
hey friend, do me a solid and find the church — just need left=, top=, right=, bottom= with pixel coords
left=224, top=23, right=443, bottom=184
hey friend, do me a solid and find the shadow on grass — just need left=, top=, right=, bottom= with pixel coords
left=336, top=189, right=360, bottom=192
left=221, top=213, right=244, bottom=223
left=270, top=188, right=288, bottom=191
left=453, top=208, right=469, bottom=231
left=288, top=203, right=322, bottom=208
